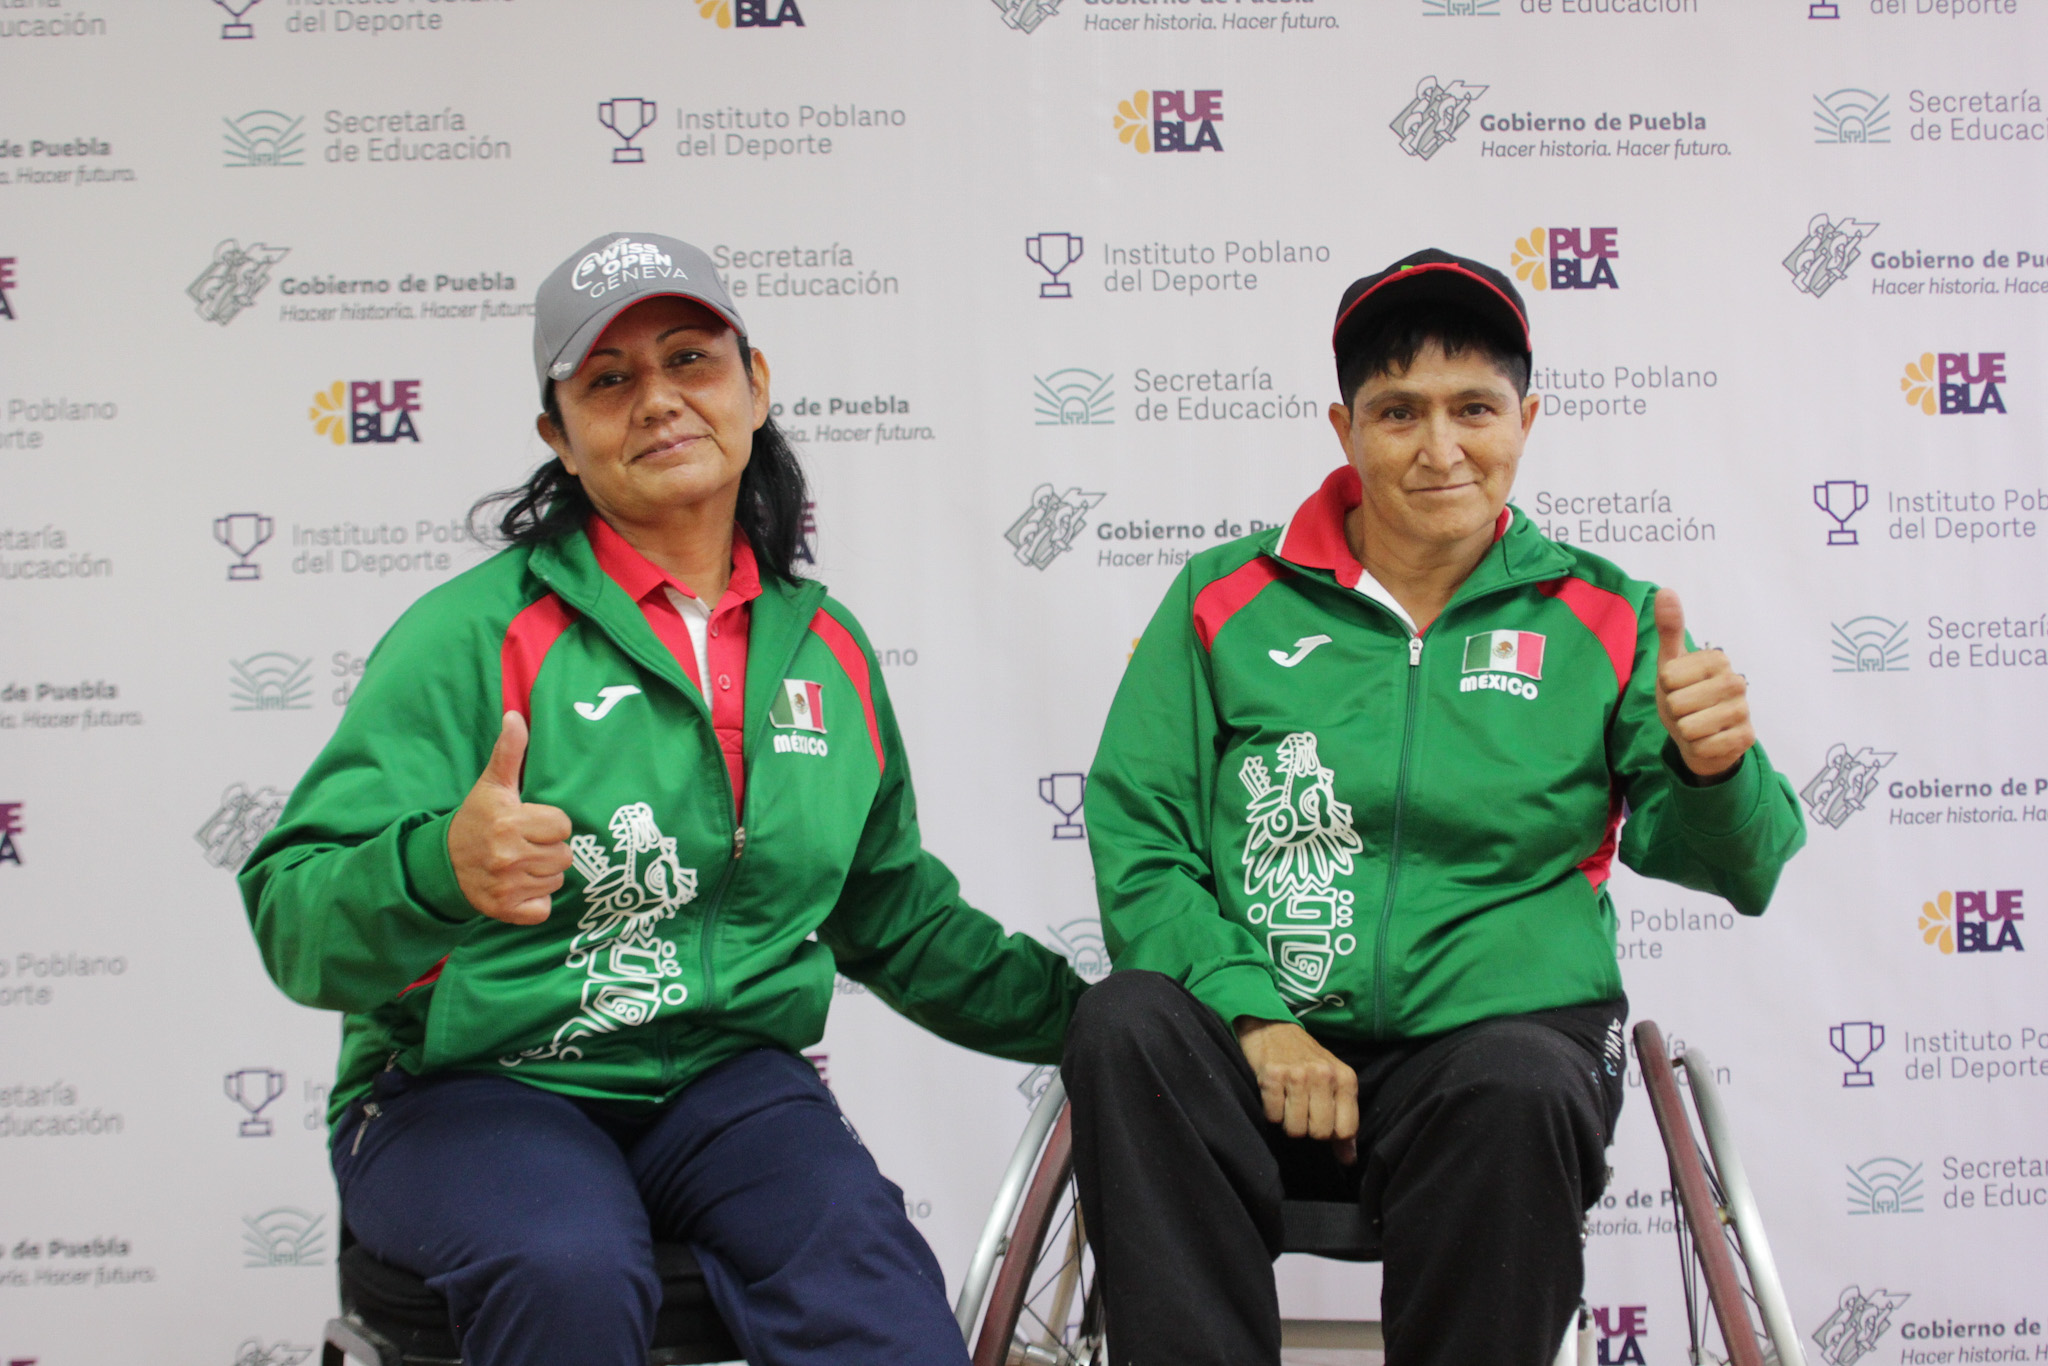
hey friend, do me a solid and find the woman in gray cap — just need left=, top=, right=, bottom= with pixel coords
left=241, top=232, right=1084, bottom=1366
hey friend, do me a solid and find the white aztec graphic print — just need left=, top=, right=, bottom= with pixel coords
left=1239, top=732, right=1363, bottom=1011
left=503, top=802, right=698, bottom=1066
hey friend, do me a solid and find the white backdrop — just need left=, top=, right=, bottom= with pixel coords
left=3, top=2, right=2045, bottom=1363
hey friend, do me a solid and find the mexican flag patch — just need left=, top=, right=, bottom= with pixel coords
left=1461, top=630, right=1546, bottom=680
left=769, top=679, right=826, bottom=732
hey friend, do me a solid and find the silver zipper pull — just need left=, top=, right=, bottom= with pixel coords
left=351, top=1101, right=382, bottom=1156
left=732, top=826, right=747, bottom=860
left=1409, top=636, right=1423, bottom=667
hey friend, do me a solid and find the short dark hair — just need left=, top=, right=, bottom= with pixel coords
left=1336, top=302, right=1530, bottom=408
left=469, top=339, right=813, bottom=582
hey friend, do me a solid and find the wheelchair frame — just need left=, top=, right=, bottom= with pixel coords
left=962, top=1023, right=1804, bottom=1366
left=1633, top=1021, right=1806, bottom=1366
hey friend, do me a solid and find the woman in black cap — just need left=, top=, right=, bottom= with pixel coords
left=242, top=232, right=1084, bottom=1366
left=1061, top=248, right=1806, bottom=1366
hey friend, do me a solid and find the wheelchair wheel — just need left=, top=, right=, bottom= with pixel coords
left=955, top=1075, right=1102, bottom=1366
left=1633, top=1021, right=1806, bottom=1366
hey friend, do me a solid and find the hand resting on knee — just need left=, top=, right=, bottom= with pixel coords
left=1235, top=1018, right=1359, bottom=1164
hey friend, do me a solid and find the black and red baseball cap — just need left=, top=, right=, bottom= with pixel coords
left=1331, top=248, right=1531, bottom=383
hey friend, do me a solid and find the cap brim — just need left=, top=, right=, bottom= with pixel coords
left=1332, top=262, right=1530, bottom=357
left=545, top=290, right=749, bottom=387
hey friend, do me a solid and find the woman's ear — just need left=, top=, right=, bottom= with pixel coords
left=536, top=411, right=578, bottom=474
left=746, top=347, right=772, bottom=429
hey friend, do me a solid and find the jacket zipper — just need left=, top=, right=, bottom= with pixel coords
left=350, top=1051, right=400, bottom=1155
left=690, top=588, right=822, bottom=1042
left=1371, top=633, right=1425, bottom=1038
left=522, top=559, right=829, bottom=1085
left=351, top=1105, right=379, bottom=1156
left=1287, top=543, right=1561, bottom=1036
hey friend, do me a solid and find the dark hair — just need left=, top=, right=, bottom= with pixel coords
left=469, top=340, right=812, bottom=582
left=1336, top=302, right=1530, bottom=408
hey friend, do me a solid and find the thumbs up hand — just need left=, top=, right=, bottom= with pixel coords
left=1652, top=589, right=1755, bottom=782
left=448, top=712, right=573, bottom=924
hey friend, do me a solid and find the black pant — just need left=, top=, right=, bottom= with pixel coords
left=1062, top=972, right=1625, bottom=1366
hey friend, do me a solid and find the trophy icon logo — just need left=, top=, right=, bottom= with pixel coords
left=1813, top=480, right=1869, bottom=546
left=1025, top=233, right=1084, bottom=299
left=215, top=512, right=275, bottom=581
left=214, top=0, right=263, bottom=39
left=598, top=98, right=658, bottom=164
left=1829, top=1023, right=1884, bottom=1087
left=1038, top=772, right=1087, bottom=839
left=225, top=1067, right=287, bottom=1135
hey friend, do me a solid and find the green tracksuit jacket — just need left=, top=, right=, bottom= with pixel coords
left=1086, top=466, right=1806, bottom=1040
left=241, top=529, right=1084, bottom=1127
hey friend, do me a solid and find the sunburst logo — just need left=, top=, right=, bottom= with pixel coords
left=694, top=0, right=805, bottom=27
left=1114, top=90, right=1151, bottom=154
left=1845, top=1157, right=1924, bottom=1215
left=230, top=653, right=314, bottom=711
left=1034, top=368, right=1114, bottom=425
left=1918, top=891, right=1955, bottom=954
left=1829, top=615, right=1909, bottom=672
left=1813, top=88, right=1891, bottom=144
left=1511, top=229, right=1548, bottom=290
left=1900, top=353, right=1938, bottom=415
left=223, top=110, right=305, bottom=168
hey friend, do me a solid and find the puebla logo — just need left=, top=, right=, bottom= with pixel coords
left=308, top=380, right=421, bottom=445
left=1918, top=888, right=2025, bottom=955
left=1899, top=351, right=2007, bottom=416
left=1510, top=227, right=1618, bottom=291
left=1114, top=89, right=1224, bottom=155
left=694, top=0, right=805, bottom=27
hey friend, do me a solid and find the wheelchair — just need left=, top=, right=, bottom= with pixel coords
left=320, top=1230, right=740, bottom=1366
left=319, top=1018, right=1800, bottom=1366
left=954, top=1021, right=1806, bottom=1366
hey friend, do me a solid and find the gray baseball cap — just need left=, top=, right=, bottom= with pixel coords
left=532, top=232, right=746, bottom=400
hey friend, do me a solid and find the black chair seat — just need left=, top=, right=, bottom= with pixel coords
left=1279, top=1199, right=1381, bottom=1262
left=329, top=1240, right=741, bottom=1365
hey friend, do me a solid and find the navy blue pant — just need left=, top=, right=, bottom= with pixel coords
left=330, top=1048, right=966, bottom=1366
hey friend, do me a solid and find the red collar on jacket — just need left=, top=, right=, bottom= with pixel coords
left=1275, top=465, right=1512, bottom=587
left=584, top=514, right=758, bottom=817
left=585, top=514, right=762, bottom=611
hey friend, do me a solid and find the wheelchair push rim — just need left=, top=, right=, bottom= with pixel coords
left=958, top=1073, right=1102, bottom=1366
left=1633, top=1020, right=1805, bottom=1366
left=955, top=1072, right=1072, bottom=1338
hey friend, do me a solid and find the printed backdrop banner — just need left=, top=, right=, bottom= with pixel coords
left=3, top=2, right=2045, bottom=1363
